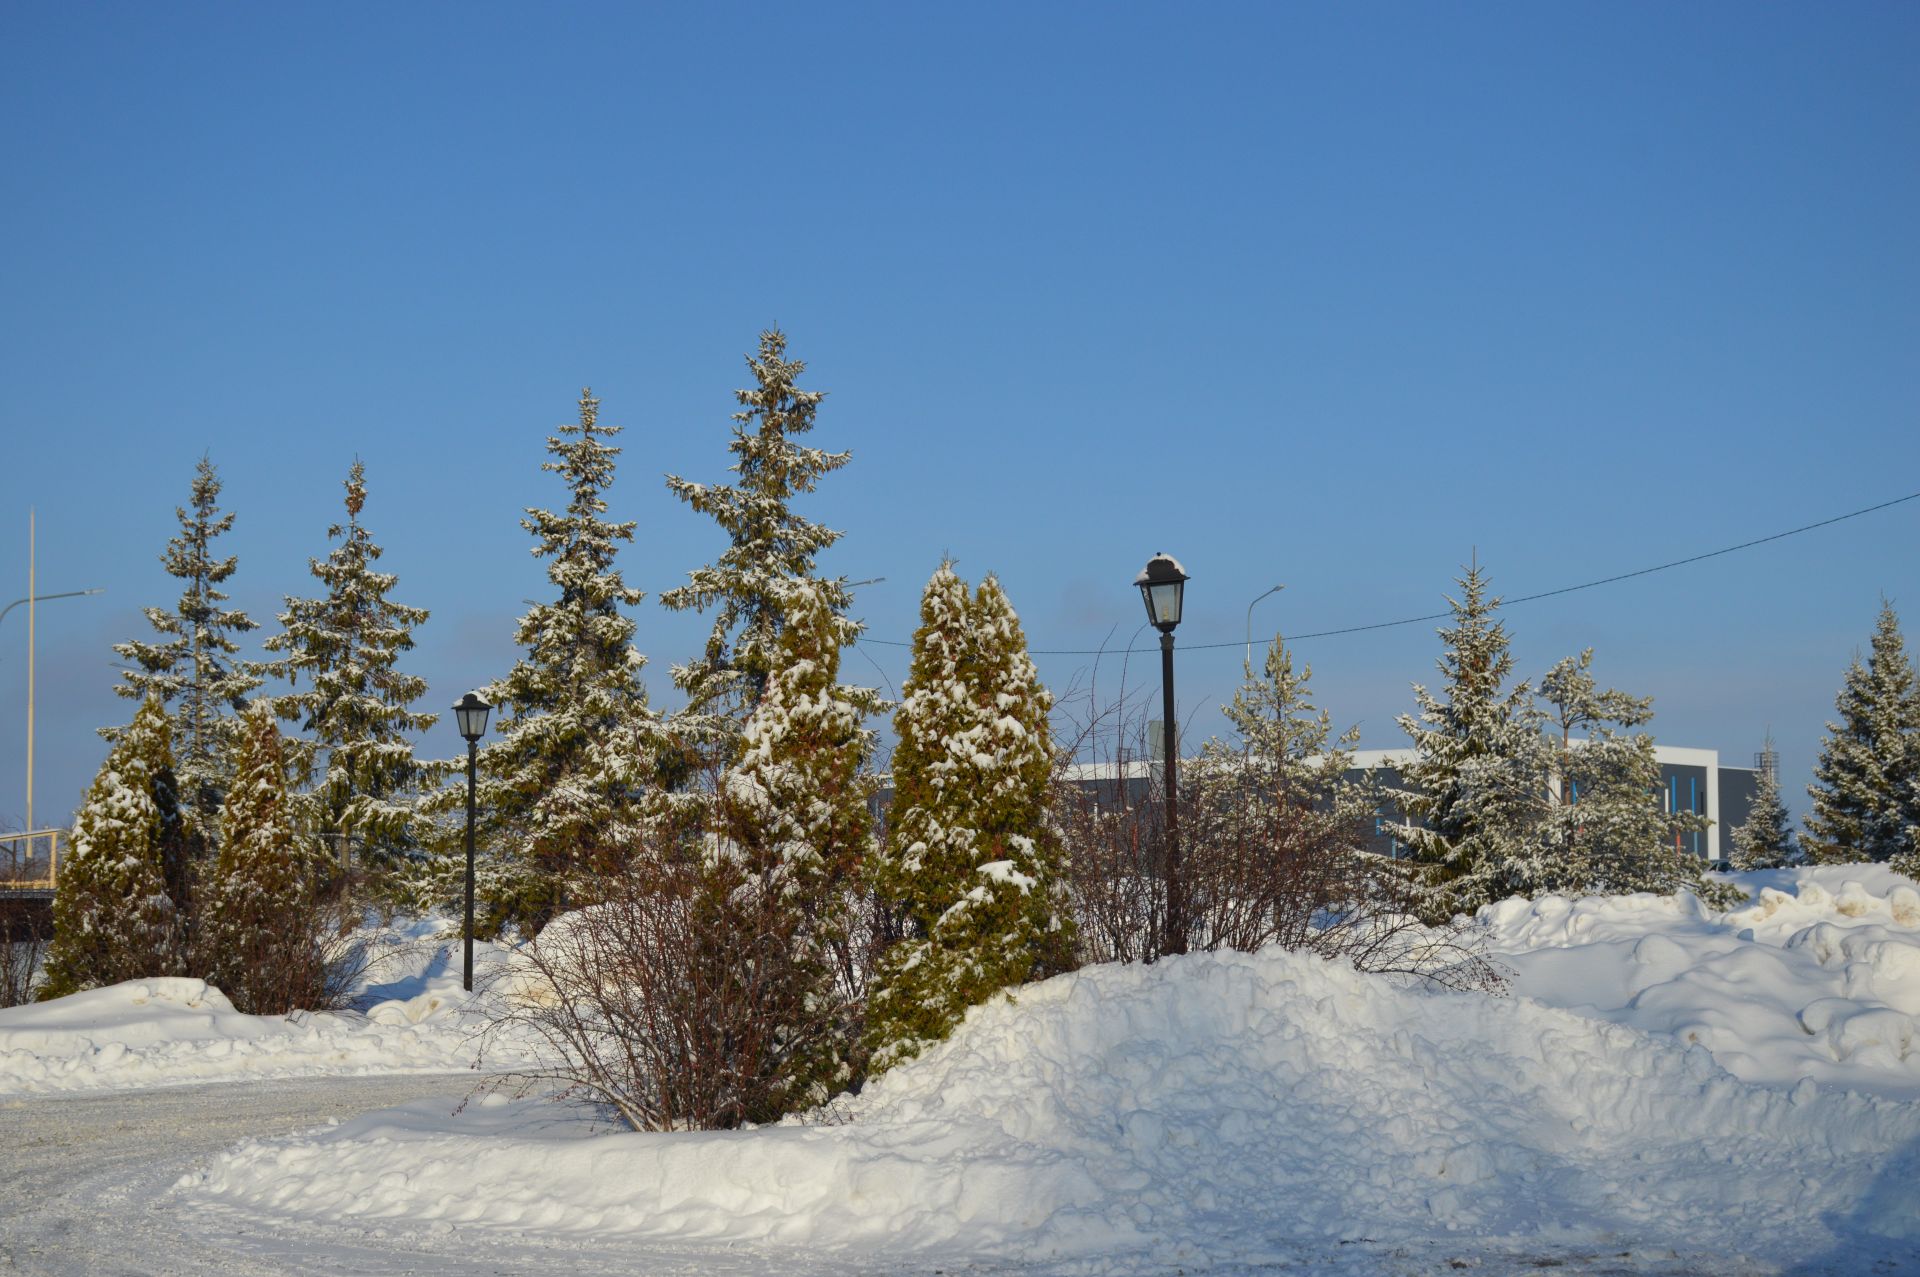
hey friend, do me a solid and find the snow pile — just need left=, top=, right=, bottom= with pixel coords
left=1481, top=865, right=1920, bottom=1099
left=0, top=920, right=530, bottom=1095
left=181, top=943, right=1920, bottom=1270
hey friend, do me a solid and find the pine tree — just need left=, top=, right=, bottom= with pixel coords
left=443, top=389, right=657, bottom=933
left=867, top=564, right=1072, bottom=1074
left=1805, top=600, right=1920, bottom=864
left=1389, top=563, right=1546, bottom=922
left=1537, top=648, right=1705, bottom=896
left=41, top=697, right=185, bottom=997
left=661, top=329, right=858, bottom=755
left=265, top=460, right=436, bottom=874
left=715, top=579, right=881, bottom=1105
left=108, top=456, right=262, bottom=849
left=204, top=702, right=324, bottom=1013
left=1730, top=736, right=1796, bottom=870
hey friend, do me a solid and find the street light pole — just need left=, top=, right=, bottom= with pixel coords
left=3, top=510, right=103, bottom=835
left=464, top=735, right=477, bottom=990
left=453, top=692, right=491, bottom=993
left=27, top=511, right=32, bottom=838
left=1244, top=584, right=1285, bottom=672
left=1158, top=628, right=1182, bottom=954
left=1135, top=553, right=1190, bottom=958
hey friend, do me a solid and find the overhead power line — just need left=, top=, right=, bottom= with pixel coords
left=855, top=487, right=1920, bottom=656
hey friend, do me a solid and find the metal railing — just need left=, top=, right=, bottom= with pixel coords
left=0, top=829, right=62, bottom=891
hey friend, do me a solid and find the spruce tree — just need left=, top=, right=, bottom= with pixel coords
left=1537, top=649, right=1705, bottom=896
left=265, top=460, right=436, bottom=874
left=1893, top=764, right=1920, bottom=882
left=867, top=564, right=1072, bottom=1074
left=109, top=456, right=262, bottom=849
left=1730, top=736, right=1796, bottom=870
left=203, top=702, right=322, bottom=1013
left=1180, top=632, right=1376, bottom=948
left=41, top=697, right=185, bottom=997
left=1805, top=600, right=1920, bottom=864
left=716, top=580, right=880, bottom=1104
left=446, top=389, right=657, bottom=932
left=661, top=329, right=858, bottom=756
left=1389, top=563, right=1545, bottom=922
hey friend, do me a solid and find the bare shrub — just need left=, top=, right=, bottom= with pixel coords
left=1, top=838, right=52, bottom=1007
left=1054, top=636, right=1507, bottom=994
left=1057, top=756, right=1505, bottom=992
left=482, top=831, right=839, bottom=1132
left=190, top=864, right=394, bottom=1014
left=0, top=898, right=50, bottom=1008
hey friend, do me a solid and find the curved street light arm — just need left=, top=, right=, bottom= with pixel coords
left=1244, top=584, right=1285, bottom=672
left=0, top=588, right=104, bottom=630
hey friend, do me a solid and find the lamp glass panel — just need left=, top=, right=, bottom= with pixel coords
left=1149, top=580, right=1183, bottom=626
left=456, top=703, right=489, bottom=739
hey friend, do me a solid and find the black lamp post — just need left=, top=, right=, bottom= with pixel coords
left=453, top=692, right=491, bottom=992
left=1135, top=552, right=1188, bottom=956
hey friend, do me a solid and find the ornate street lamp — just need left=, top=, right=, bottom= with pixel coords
left=1135, top=553, right=1188, bottom=956
left=453, top=692, right=491, bottom=992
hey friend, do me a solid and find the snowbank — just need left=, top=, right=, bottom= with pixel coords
left=180, top=940, right=1920, bottom=1270
left=0, top=920, right=531, bottom=1094
left=1481, top=865, right=1920, bottom=1099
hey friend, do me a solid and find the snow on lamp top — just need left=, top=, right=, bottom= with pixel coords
left=1135, top=552, right=1188, bottom=633
left=453, top=691, right=491, bottom=742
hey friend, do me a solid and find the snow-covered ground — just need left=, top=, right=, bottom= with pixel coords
left=1481, top=863, right=1920, bottom=1100
left=168, top=867, right=1920, bottom=1274
left=0, top=919, right=530, bottom=1094
left=7, top=869, right=1920, bottom=1272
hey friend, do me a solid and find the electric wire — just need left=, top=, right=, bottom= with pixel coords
left=852, top=487, right=1920, bottom=656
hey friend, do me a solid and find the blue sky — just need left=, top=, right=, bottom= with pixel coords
left=3, top=2, right=1917, bottom=829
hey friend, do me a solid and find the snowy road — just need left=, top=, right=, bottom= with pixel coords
left=0, top=1073, right=1898, bottom=1276
left=0, top=1076, right=892, bottom=1277
left=0, top=1075, right=485, bottom=1276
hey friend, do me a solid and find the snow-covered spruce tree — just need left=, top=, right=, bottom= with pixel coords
left=715, top=579, right=881, bottom=1107
left=866, top=565, right=1073, bottom=1075
left=1388, top=564, right=1547, bottom=924
left=661, top=329, right=858, bottom=766
left=437, top=390, right=657, bottom=934
left=204, top=701, right=324, bottom=1014
left=265, top=460, right=437, bottom=876
left=1181, top=632, right=1375, bottom=949
left=108, top=456, right=262, bottom=851
left=1805, top=599, right=1920, bottom=864
left=1895, top=762, right=1920, bottom=881
left=41, top=696, right=186, bottom=997
left=1730, top=735, right=1796, bottom=870
left=1537, top=649, right=1709, bottom=897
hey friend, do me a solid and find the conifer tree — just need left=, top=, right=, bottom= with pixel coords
left=661, top=329, right=858, bottom=756
left=42, top=697, right=185, bottom=997
left=266, top=460, right=436, bottom=874
left=204, top=702, right=324, bottom=1013
left=1178, top=633, right=1378, bottom=947
left=1892, top=768, right=1920, bottom=882
left=445, top=389, right=657, bottom=932
left=867, top=565, right=1072, bottom=1074
left=1389, top=564, right=1545, bottom=922
left=1730, top=736, right=1797, bottom=870
left=109, top=456, right=262, bottom=849
left=716, top=580, right=881, bottom=1104
left=1537, top=648, right=1706, bottom=896
left=1805, top=600, right=1920, bottom=864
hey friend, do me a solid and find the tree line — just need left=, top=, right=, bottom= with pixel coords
left=29, top=326, right=1920, bottom=1115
